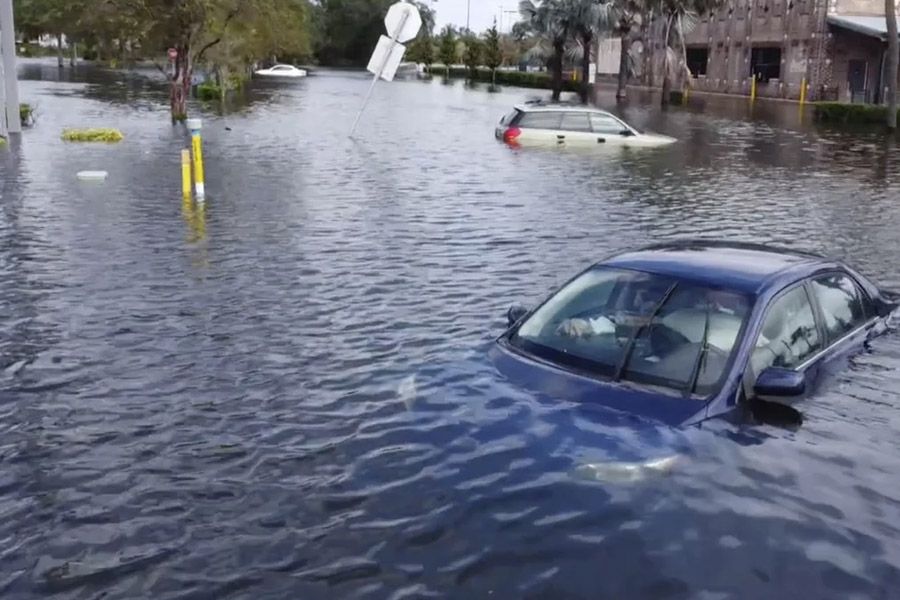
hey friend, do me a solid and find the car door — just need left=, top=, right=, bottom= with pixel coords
left=747, top=283, right=825, bottom=405
left=589, top=113, right=636, bottom=146
left=515, top=111, right=563, bottom=145
left=557, top=112, right=595, bottom=146
left=805, top=271, right=879, bottom=390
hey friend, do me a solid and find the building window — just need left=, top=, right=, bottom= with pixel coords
left=751, top=47, right=782, bottom=81
left=687, top=47, right=710, bottom=76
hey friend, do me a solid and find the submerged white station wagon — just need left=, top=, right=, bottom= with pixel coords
left=496, top=103, right=676, bottom=148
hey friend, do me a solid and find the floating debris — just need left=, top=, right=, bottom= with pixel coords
left=76, top=171, right=109, bottom=181
left=62, top=128, right=124, bottom=142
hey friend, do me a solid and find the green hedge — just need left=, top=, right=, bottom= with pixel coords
left=428, top=66, right=579, bottom=92
left=196, top=82, right=223, bottom=101
left=813, top=102, right=900, bottom=124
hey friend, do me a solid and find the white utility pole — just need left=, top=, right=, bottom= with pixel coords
left=0, top=0, right=21, bottom=134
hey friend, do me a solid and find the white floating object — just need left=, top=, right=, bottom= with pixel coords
left=77, top=170, right=108, bottom=181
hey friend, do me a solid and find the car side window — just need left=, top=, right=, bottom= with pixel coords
left=751, top=286, right=821, bottom=374
left=560, top=112, right=592, bottom=132
left=590, top=114, right=627, bottom=134
left=518, top=112, right=562, bottom=130
left=810, top=273, right=868, bottom=343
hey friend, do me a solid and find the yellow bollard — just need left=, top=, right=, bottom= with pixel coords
left=799, top=77, right=807, bottom=105
left=181, top=149, right=192, bottom=200
left=750, top=74, right=757, bottom=102
left=187, top=118, right=205, bottom=200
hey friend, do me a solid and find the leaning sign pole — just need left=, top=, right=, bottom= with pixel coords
left=0, top=0, right=21, bottom=135
left=349, top=0, right=422, bottom=137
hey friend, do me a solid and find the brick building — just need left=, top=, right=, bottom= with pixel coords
left=608, top=0, right=899, bottom=102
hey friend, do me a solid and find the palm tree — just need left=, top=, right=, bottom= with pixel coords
left=566, top=0, right=615, bottom=103
left=655, top=0, right=720, bottom=106
left=610, top=0, right=644, bottom=99
left=885, top=0, right=898, bottom=130
left=519, top=0, right=573, bottom=101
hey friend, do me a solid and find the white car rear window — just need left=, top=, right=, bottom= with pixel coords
left=500, top=109, right=521, bottom=126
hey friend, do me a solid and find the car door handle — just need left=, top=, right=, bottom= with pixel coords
left=556, top=135, right=565, bottom=143
left=597, top=138, right=606, bottom=144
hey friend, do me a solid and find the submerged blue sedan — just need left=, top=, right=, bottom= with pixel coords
left=492, top=241, right=898, bottom=427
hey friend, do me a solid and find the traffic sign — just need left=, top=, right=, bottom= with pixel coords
left=350, top=1, right=423, bottom=136
left=366, top=35, right=407, bottom=82
left=384, top=1, right=422, bottom=43
left=168, top=48, right=178, bottom=61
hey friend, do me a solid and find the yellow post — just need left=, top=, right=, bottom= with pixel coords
left=799, top=77, right=807, bottom=105
left=750, top=74, right=757, bottom=102
left=187, top=118, right=205, bottom=200
left=181, top=149, right=192, bottom=200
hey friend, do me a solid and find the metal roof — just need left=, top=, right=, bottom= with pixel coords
left=826, top=15, right=900, bottom=40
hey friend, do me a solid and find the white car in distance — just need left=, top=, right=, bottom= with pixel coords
left=496, top=103, right=676, bottom=148
left=254, top=64, right=308, bottom=78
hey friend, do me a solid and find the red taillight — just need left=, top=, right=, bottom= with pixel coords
left=503, top=127, right=521, bottom=143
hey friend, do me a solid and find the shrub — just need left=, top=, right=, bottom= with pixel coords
left=813, top=102, right=898, bottom=125
left=61, top=128, right=124, bottom=142
left=20, top=103, right=35, bottom=127
left=196, top=82, right=223, bottom=101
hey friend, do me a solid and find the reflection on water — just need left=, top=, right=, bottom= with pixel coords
left=2, top=59, right=900, bottom=599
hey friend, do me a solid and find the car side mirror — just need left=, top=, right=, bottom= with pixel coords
left=507, top=304, right=528, bottom=327
left=620, top=129, right=635, bottom=137
left=754, top=367, right=806, bottom=398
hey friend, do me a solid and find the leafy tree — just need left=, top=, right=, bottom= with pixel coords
left=653, top=0, right=721, bottom=106
left=484, top=21, right=503, bottom=84
left=438, top=26, right=458, bottom=77
left=407, top=35, right=435, bottom=69
left=463, top=34, right=483, bottom=80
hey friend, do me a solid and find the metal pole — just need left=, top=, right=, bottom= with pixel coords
left=0, top=0, right=21, bottom=134
left=466, top=0, right=470, bottom=32
left=349, top=8, right=411, bottom=137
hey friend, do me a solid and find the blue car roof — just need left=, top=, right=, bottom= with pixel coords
left=601, top=240, right=829, bottom=294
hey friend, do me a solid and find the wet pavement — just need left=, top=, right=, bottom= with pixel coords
left=2, top=59, right=900, bottom=599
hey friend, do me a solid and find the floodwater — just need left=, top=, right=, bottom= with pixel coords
left=3, top=59, right=900, bottom=599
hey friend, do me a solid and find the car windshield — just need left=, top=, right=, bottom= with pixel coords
left=510, top=267, right=751, bottom=397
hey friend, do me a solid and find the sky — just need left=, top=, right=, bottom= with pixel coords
left=430, top=0, right=522, bottom=34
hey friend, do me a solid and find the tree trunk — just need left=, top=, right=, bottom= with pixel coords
left=56, top=33, right=64, bottom=68
left=551, top=40, right=564, bottom=101
left=616, top=27, right=629, bottom=100
left=678, top=13, right=689, bottom=93
left=886, top=0, right=898, bottom=130
left=660, top=14, right=674, bottom=107
left=70, top=42, right=77, bottom=67
left=644, top=10, right=654, bottom=87
left=170, top=43, right=192, bottom=122
left=580, top=32, right=592, bottom=104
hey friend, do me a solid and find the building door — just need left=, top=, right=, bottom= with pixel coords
left=847, top=60, right=867, bottom=103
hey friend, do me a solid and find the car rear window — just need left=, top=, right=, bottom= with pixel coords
left=518, top=111, right=563, bottom=130
left=500, top=109, right=522, bottom=126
